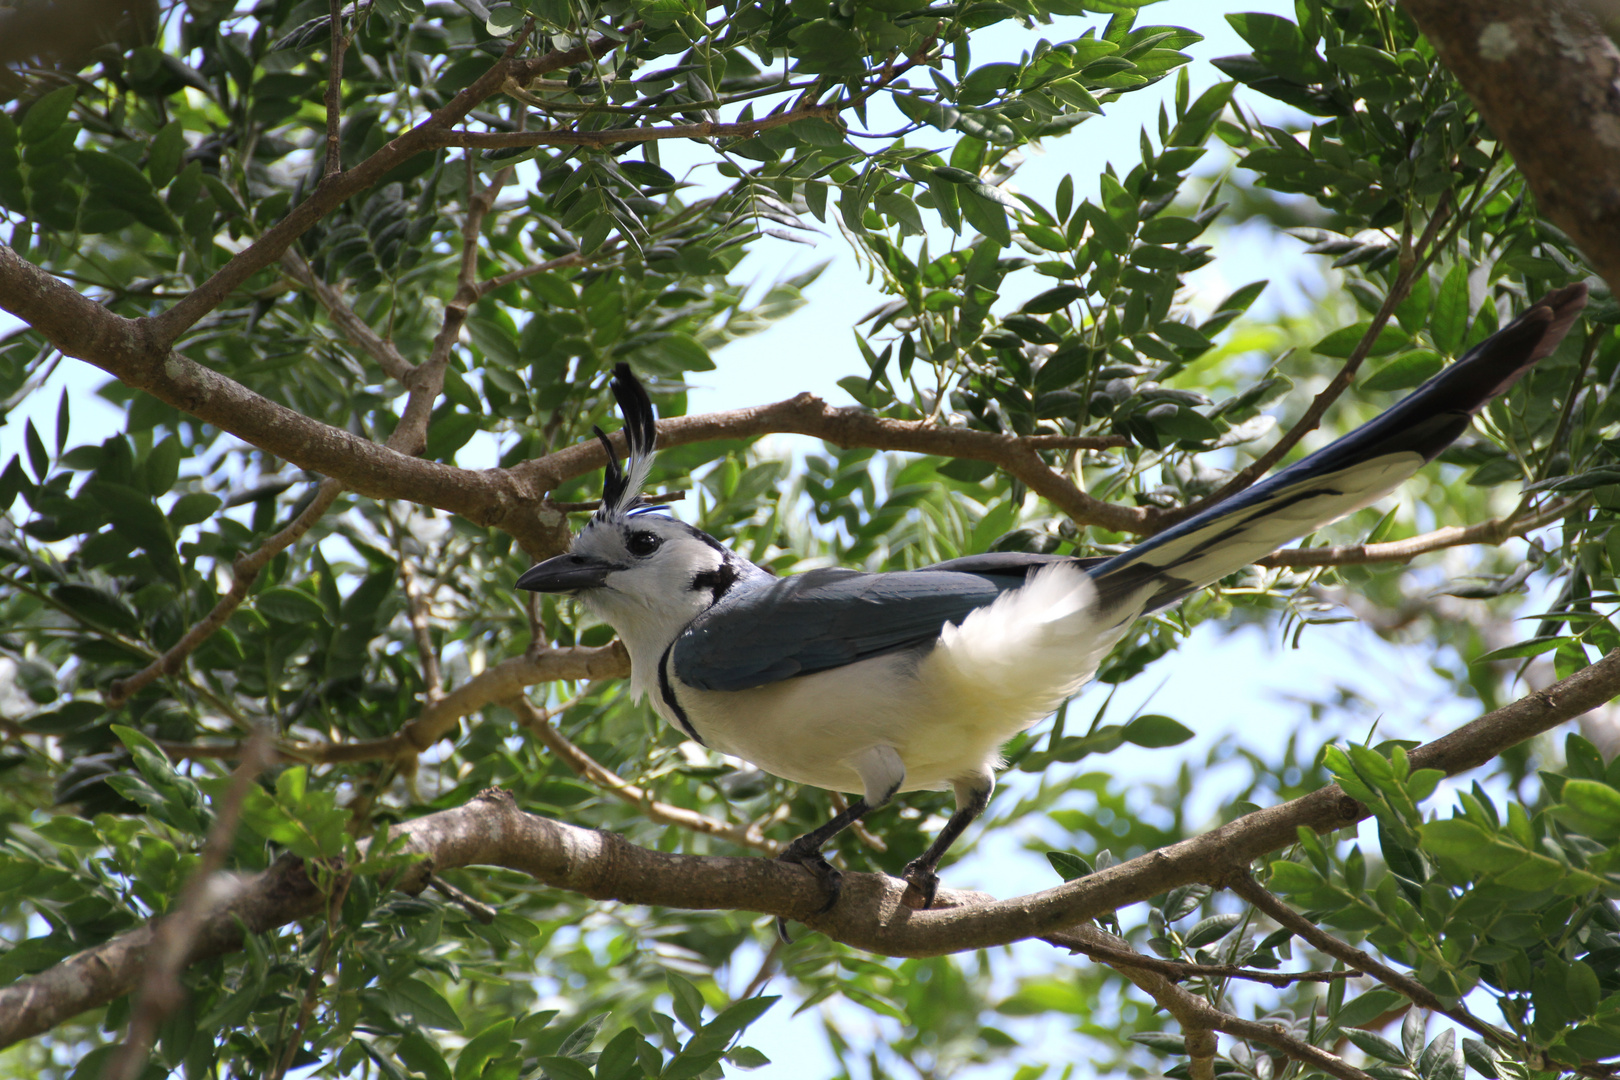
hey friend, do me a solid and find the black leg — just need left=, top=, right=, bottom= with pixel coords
left=901, top=783, right=991, bottom=909
left=776, top=796, right=873, bottom=942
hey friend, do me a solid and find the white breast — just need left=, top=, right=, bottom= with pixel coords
left=662, top=564, right=1120, bottom=797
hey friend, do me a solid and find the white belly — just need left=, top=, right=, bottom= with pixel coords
left=660, top=563, right=1118, bottom=798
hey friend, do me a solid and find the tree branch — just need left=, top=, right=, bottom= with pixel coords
left=1227, top=871, right=1513, bottom=1049
left=280, top=251, right=413, bottom=381
left=7, top=648, right=1617, bottom=1049
left=107, top=479, right=346, bottom=707
left=0, top=249, right=1148, bottom=547
left=430, top=105, right=838, bottom=148
left=1401, top=0, right=1620, bottom=296
left=508, top=695, right=782, bottom=854
left=1257, top=498, right=1573, bottom=569
left=102, top=728, right=273, bottom=1080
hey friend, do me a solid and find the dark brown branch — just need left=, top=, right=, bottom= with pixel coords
left=512, top=395, right=1152, bottom=536
left=280, top=251, right=413, bottom=380
left=1401, top=0, right=1620, bottom=296
left=1061, top=935, right=1355, bottom=987
left=0, top=249, right=1149, bottom=547
left=7, top=648, right=1617, bottom=1049
left=155, top=644, right=632, bottom=765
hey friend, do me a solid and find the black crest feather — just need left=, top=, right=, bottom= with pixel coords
left=596, top=363, right=658, bottom=521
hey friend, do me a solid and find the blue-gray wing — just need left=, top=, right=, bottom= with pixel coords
left=672, top=567, right=1018, bottom=691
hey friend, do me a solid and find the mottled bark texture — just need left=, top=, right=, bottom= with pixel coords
left=1403, top=0, right=1620, bottom=294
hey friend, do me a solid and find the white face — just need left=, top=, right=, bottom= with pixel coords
left=570, top=514, right=737, bottom=652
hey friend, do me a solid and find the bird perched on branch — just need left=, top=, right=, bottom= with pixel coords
left=518, top=283, right=1586, bottom=927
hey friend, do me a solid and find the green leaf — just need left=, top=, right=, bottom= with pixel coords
left=1343, top=1029, right=1406, bottom=1065
left=397, top=1032, right=454, bottom=1080
left=52, top=583, right=137, bottom=632
left=34, top=816, right=101, bottom=847
left=1183, top=913, right=1242, bottom=947
left=148, top=121, right=186, bottom=187
left=453, top=1018, right=515, bottom=1080
left=1121, top=714, right=1194, bottom=748
left=1313, top=321, right=1408, bottom=359
left=1046, top=850, right=1092, bottom=881
left=1265, top=859, right=1320, bottom=894
left=667, top=972, right=705, bottom=1032
left=1431, top=262, right=1469, bottom=355
left=255, top=586, right=328, bottom=624
left=684, top=996, right=778, bottom=1056
left=170, top=492, right=223, bottom=527
left=1474, top=635, right=1568, bottom=663
left=1559, top=779, right=1620, bottom=832
left=1362, top=349, right=1443, bottom=392
left=1333, top=987, right=1405, bottom=1029
left=21, top=85, right=77, bottom=144
left=390, top=977, right=463, bottom=1030
left=531, top=1057, right=593, bottom=1080
left=1023, top=285, right=1087, bottom=314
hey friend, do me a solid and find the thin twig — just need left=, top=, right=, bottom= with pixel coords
left=280, top=251, right=414, bottom=380
left=1258, top=498, right=1574, bottom=568
left=108, top=480, right=346, bottom=707
left=1184, top=192, right=1456, bottom=519
left=1227, top=870, right=1515, bottom=1048
left=103, top=727, right=274, bottom=1080
left=395, top=531, right=442, bottom=701
left=1045, top=920, right=1374, bottom=1080
left=322, top=0, right=347, bottom=179
left=428, top=875, right=498, bottom=923
left=509, top=694, right=782, bottom=853
left=270, top=873, right=350, bottom=1080
left=1060, top=936, right=1356, bottom=987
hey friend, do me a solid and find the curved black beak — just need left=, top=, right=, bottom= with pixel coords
left=516, top=552, right=618, bottom=593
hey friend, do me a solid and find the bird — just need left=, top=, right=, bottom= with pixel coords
left=517, top=282, right=1587, bottom=925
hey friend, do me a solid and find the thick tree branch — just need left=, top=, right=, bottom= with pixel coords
left=1401, top=0, right=1620, bottom=295
left=0, top=250, right=1146, bottom=546
left=7, top=648, right=1617, bottom=1049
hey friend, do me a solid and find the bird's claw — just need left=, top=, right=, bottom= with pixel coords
left=778, top=848, right=844, bottom=912
left=775, top=847, right=844, bottom=941
left=900, top=860, right=940, bottom=910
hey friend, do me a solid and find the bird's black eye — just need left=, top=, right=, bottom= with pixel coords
left=626, top=531, right=661, bottom=557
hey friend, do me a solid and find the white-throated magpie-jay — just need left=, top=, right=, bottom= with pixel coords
left=517, top=283, right=1586, bottom=918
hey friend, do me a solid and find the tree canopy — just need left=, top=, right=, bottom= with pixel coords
left=3, top=1, right=1620, bottom=1078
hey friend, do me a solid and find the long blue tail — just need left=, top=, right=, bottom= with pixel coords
left=1091, top=283, right=1588, bottom=615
